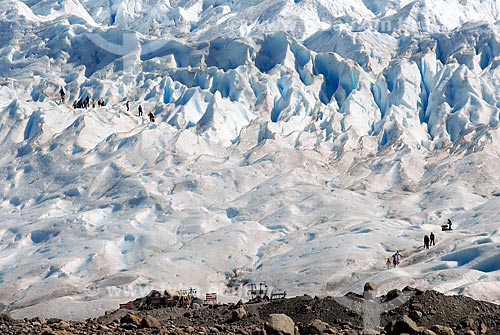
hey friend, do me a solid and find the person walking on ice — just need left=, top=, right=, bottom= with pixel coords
left=59, top=87, right=65, bottom=104
left=138, top=105, right=143, bottom=116
left=386, top=258, right=392, bottom=269
left=392, top=250, right=401, bottom=267
left=148, top=111, right=155, bottom=122
left=424, top=235, right=430, bottom=249
left=430, top=232, right=435, bottom=246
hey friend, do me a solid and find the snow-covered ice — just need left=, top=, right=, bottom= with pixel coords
left=1, top=0, right=500, bottom=320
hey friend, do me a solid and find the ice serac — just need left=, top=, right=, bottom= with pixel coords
left=196, top=91, right=255, bottom=146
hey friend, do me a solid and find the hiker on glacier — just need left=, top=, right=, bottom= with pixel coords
left=430, top=232, right=435, bottom=246
left=424, top=235, right=430, bottom=249
left=148, top=111, right=155, bottom=122
left=59, top=87, right=65, bottom=104
left=392, top=250, right=402, bottom=267
left=138, top=105, right=143, bottom=116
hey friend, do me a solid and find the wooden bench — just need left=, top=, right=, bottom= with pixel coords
left=270, top=291, right=287, bottom=301
left=204, top=292, right=217, bottom=304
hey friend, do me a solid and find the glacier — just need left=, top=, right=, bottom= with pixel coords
left=1, top=0, right=500, bottom=320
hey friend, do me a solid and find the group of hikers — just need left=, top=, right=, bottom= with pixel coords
left=72, top=96, right=106, bottom=109
left=59, top=88, right=155, bottom=122
left=59, top=87, right=107, bottom=109
left=423, top=232, right=435, bottom=249
left=386, top=250, right=402, bottom=269
left=386, top=219, right=453, bottom=269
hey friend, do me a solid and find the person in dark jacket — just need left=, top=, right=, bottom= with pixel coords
left=59, top=88, right=65, bottom=103
left=430, top=232, right=435, bottom=246
left=148, top=111, right=155, bottom=122
left=138, top=105, right=143, bottom=116
left=424, top=235, right=430, bottom=249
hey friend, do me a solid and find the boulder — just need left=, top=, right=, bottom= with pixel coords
left=120, top=323, right=138, bottom=330
left=391, top=315, right=420, bottom=334
left=120, top=313, right=142, bottom=326
left=230, top=307, right=247, bottom=322
left=386, top=289, right=403, bottom=301
left=251, top=326, right=266, bottom=335
left=363, top=282, right=377, bottom=300
left=363, top=282, right=377, bottom=292
left=184, top=325, right=195, bottom=333
left=409, top=310, right=422, bottom=320
left=170, top=328, right=185, bottom=335
left=415, top=287, right=427, bottom=295
left=34, top=316, right=47, bottom=325
left=141, top=315, right=161, bottom=329
left=300, top=319, right=329, bottom=334
left=55, top=321, right=71, bottom=330
left=430, top=325, right=454, bottom=335
left=264, top=314, right=295, bottom=335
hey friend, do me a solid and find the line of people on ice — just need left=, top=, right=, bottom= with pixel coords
left=72, top=96, right=106, bottom=109
left=60, top=88, right=155, bottom=122
left=58, top=88, right=105, bottom=108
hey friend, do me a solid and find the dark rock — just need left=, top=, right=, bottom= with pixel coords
left=300, top=319, right=329, bottom=334
left=46, top=318, right=62, bottom=325
left=460, top=319, right=475, bottom=328
left=415, top=287, right=427, bottom=295
left=170, top=329, right=185, bottom=335
left=141, top=315, right=161, bottom=328
left=391, top=315, right=420, bottom=334
left=410, top=302, right=423, bottom=311
left=363, top=282, right=378, bottom=300
left=251, top=326, right=266, bottom=335
left=344, top=291, right=363, bottom=299
left=33, top=316, right=47, bottom=325
left=430, top=325, right=454, bottom=335
left=184, top=325, right=195, bottom=333
left=409, top=310, right=422, bottom=320
left=120, top=322, right=138, bottom=330
left=386, top=289, right=403, bottom=301
left=208, top=326, right=219, bottom=334
left=120, top=313, right=142, bottom=326
left=55, top=320, right=71, bottom=330
left=230, top=307, right=247, bottom=322
left=363, top=282, right=377, bottom=292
